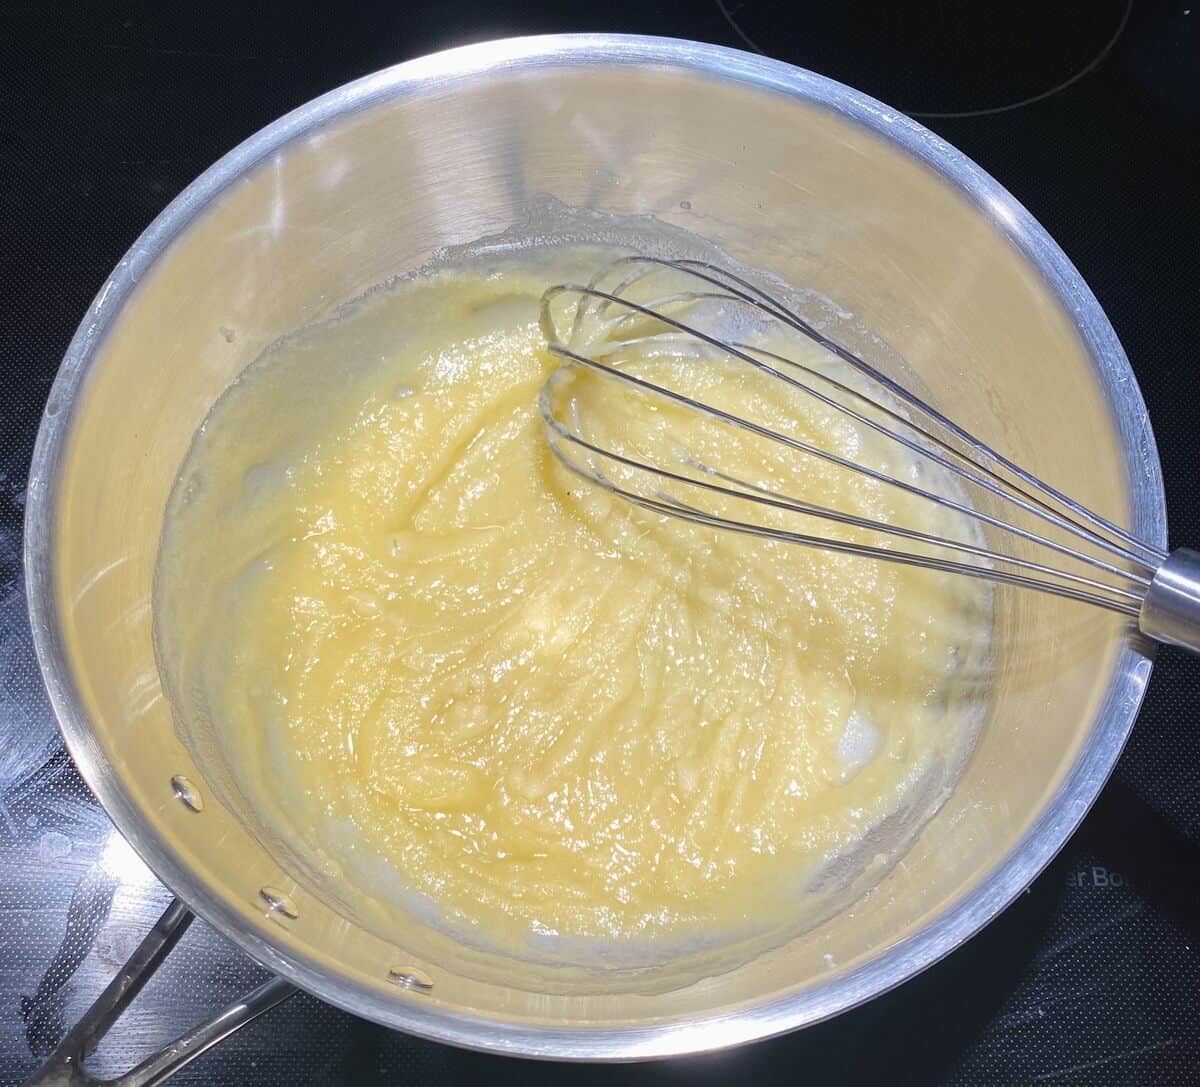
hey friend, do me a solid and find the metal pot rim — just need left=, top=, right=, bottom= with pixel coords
left=23, top=34, right=1166, bottom=1059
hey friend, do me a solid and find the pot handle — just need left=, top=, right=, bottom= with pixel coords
left=26, top=898, right=298, bottom=1087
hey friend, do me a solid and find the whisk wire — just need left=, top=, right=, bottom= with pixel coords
left=582, top=281, right=1124, bottom=560
left=539, top=255, right=1165, bottom=620
left=546, top=284, right=1153, bottom=585
left=627, top=256, right=1165, bottom=564
left=545, top=417, right=1142, bottom=618
left=543, top=345, right=1146, bottom=612
left=540, top=372, right=1144, bottom=612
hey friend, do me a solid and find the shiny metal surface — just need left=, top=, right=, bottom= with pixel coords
left=542, top=256, right=1198, bottom=642
left=24, top=35, right=1167, bottom=1058
left=1140, top=549, right=1200, bottom=654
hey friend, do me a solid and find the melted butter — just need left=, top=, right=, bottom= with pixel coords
left=155, top=247, right=992, bottom=954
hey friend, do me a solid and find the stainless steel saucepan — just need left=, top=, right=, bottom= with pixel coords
left=24, top=34, right=1164, bottom=1078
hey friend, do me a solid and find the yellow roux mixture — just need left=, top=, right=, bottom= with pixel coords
left=156, top=245, right=993, bottom=955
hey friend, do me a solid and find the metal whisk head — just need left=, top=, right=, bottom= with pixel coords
left=537, top=255, right=1200, bottom=652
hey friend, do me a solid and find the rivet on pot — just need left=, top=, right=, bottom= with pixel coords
left=259, top=886, right=299, bottom=919
left=170, top=775, right=204, bottom=812
left=388, top=966, right=434, bottom=992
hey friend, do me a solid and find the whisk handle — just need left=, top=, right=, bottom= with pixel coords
left=1140, top=548, right=1200, bottom=654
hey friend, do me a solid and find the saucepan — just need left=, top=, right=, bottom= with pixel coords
left=24, top=34, right=1164, bottom=1080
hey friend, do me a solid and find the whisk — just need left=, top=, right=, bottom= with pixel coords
left=538, top=256, right=1200, bottom=655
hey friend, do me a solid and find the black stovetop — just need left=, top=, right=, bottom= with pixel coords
left=2, top=2, right=1198, bottom=1083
